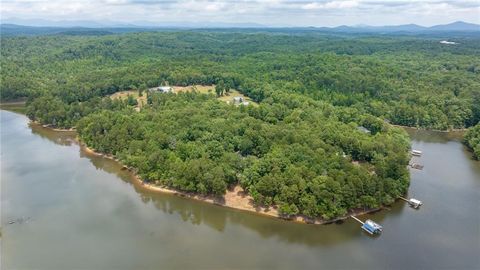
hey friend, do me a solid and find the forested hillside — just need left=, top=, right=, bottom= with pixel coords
left=2, top=32, right=479, bottom=129
left=1, top=30, right=479, bottom=219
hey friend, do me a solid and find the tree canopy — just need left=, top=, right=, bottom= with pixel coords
left=1, top=30, right=478, bottom=219
left=76, top=92, right=410, bottom=219
left=1, top=32, right=479, bottom=129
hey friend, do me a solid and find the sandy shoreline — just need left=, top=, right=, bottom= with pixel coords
left=79, top=142, right=384, bottom=225
left=80, top=142, right=292, bottom=219
left=39, top=122, right=76, bottom=132
left=30, top=119, right=384, bottom=225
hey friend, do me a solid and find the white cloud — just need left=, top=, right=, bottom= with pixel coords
left=0, top=0, right=479, bottom=27
left=302, top=1, right=359, bottom=10
left=204, top=2, right=226, bottom=12
left=103, top=0, right=128, bottom=4
left=174, top=0, right=227, bottom=13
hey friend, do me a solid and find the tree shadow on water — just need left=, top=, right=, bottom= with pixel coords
left=33, top=124, right=410, bottom=248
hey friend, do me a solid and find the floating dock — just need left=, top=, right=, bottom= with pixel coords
left=400, top=197, right=423, bottom=209
left=362, top=220, right=383, bottom=235
left=409, top=163, right=424, bottom=170
left=350, top=215, right=383, bottom=235
left=411, top=149, right=422, bottom=156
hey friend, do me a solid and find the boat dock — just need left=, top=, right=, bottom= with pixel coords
left=410, top=149, right=424, bottom=170
left=409, top=163, right=424, bottom=170
left=350, top=215, right=383, bottom=235
left=350, top=215, right=364, bottom=225
left=412, top=149, right=422, bottom=156
left=400, top=197, right=423, bottom=209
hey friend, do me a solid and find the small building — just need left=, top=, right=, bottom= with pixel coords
left=150, top=86, right=173, bottom=93
left=357, top=126, right=371, bottom=134
left=440, top=40, right=458, bottom=45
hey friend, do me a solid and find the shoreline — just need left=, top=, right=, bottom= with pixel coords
left=391, top=124, right=467, bottom=133
left=0, top=100, right=27, bottom=106
left=79, top=139, right=384, bottom=225
left=42, top=124, right=76, bottom=132
left=29, top=116, right=389, bottom=225
left=29, top=120, right=77, bottom=132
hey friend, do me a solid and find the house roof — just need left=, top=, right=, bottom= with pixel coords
left=357, top=126, right=371, bottom=133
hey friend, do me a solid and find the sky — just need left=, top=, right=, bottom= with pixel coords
left=1, top=0, right=479, bottom=27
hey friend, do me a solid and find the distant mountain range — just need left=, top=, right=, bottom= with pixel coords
left=1, top=17, right=266, bottom=29
left=321, top=21, right=479, bottom=33
left=1, top=20, right=478, bottom=36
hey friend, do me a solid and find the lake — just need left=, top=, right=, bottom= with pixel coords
left=1, top=109, right=479, bottom=269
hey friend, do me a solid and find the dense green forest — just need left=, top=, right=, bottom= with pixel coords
left=464, top=124, right=480, bottom=159
left=2, top=32, right=480, bottom=129
left=1, top=30, right=479, bottom=219
left=76, top=92, right=410, bottom=219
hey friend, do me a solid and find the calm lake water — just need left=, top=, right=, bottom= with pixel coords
left=1, top=109, right=479, bottom=270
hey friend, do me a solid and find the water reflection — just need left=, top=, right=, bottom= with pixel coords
left=403, top=127, right=464, bottom=143
left=30, top=123, right=76, bottom=147
left=4, top=110, right=480, bottom=269
left=26, top=114, right=463, bottom=249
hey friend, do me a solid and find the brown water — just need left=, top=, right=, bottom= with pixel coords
left=1, top=110, right=479, bottom=269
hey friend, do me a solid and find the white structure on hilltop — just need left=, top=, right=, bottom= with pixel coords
left=440, top=40, right=458, bottom=45
left=150, top=86, right=173, bottom=93
left=357, top=126, right=371, bottom=134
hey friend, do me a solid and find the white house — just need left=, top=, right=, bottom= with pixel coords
left=357, top=126, right=371, bottom=134
left=150, top=86, right=173, bottom=93
left=440, top=40, right=458, bottom=45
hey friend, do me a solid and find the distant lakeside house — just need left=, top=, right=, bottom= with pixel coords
left=150, top=86, right=173, bottom=93
left=440, top=40, right=458, bottom=45
left=357, top=126, right=371, bottom=134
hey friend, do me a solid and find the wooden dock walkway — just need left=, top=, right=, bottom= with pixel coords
left=350, top=215, right=364, bottom=225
